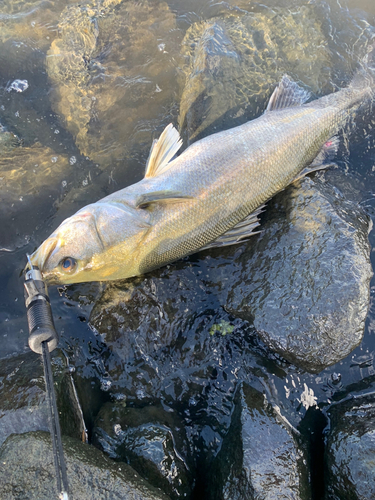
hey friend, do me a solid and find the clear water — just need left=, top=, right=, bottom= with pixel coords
left=1, top=0, right=375, bottom=495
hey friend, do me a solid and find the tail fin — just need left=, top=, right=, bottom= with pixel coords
left=350, top=40, right=375, bottom=95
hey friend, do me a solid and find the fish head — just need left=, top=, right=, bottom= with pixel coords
left=29, top=202, right=149, bottom=284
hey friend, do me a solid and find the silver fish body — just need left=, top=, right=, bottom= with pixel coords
left=30, top=60, right=375, bottom=284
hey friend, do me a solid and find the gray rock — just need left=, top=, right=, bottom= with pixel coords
left=208, top=383, right=310, bottom=500
left=0, top=352, right=48, bottom=447
left=325, top=394, right=375, bottom=500
left=0, top=351, right=86, bottom=446
left=222, top=177, right=372, bottom=372
left=0, top=431, right=171, bottom=500
left=93, top=403, right=194, bottom=499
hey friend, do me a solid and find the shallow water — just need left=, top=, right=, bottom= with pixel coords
left=1, top=0, right=375, bottom=496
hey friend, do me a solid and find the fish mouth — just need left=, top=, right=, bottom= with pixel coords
left=27, top=237, right=60, bottom=276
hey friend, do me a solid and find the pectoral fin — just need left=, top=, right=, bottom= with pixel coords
left=135, top=190, right=193, bottom=209
left=199, top=205, right=265, bottom=251
left=145, top=124, right=183, bottom=178
left=265, top=75, right=311, bottom=112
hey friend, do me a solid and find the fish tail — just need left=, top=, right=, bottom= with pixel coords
left=349, top=40, right=375, bottom=97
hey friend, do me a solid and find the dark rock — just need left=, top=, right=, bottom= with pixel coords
left=89, top=176, right=371, bottom=386
left=93, top=403, right=194, bottom=499
left=325, top=394, right=375, bottom=500
left=222, top=177, right=372, bottom=372
left=0, top=431, right=171, bottom=500
left=0, top=352, right=48, bottom=447
left=208, top=383, right=310, bottom=500
left=0, top=350, right=86, bottom=446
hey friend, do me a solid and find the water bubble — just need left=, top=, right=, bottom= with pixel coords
left=158, top=43, right=166, bottom=51
left=54, top=129, right=60, bottom=134
left=136, top=388, right=145, bottom=399
left=62, top=180, right=67, bottom=188
left=69, top=156, right=77, bottom=165
left=100, top=379, right=112, bottom=391
left=51, top=156, right=58, bottom=163
left=82, top=178, right=88, bottom=186
left=114, top=424, right=122, bottom=436
left=15, top=111, right=20, bottom=118
left=7, top=80, right=29, bottom=93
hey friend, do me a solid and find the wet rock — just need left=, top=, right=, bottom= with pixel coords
left=0, top=431, right=171, bottom=500
left=0, top=350, right=84, bottom=446
left=0, top=143, right=72, bottom=251
left=325, top=394, right=375, bottom=500
left=222, top=177, right=372, bottom=372
left=88, top=266, right=265, bottom=483
left=207, top=383, right=310, bottom=500
left=0, top=352, right=48, bottom=447
left=93, top=403, right=194, bottom=499
left=179, top=5, right=331, bottom=142
left=88, top=173, right=372, bottom=390
left=47, top=0, right=180, bottom=168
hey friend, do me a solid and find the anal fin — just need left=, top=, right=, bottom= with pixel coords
left=292, top=136, right=339, bottom=183
left=200, top=205, right=265, bottom=251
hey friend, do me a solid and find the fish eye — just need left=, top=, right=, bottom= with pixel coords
left=60, top=257, right=77, bottom=273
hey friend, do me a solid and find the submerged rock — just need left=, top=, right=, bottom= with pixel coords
left=93, top=403, right=194, bottom=499
left=0, top=143, right=71, bottom=251
left=179, top=5, right=331, bottom=142
left=47, top=0, right=180, bottom=168
left=222, top=177, right=372, bottom=372
left=207, top=383, right=310, bottom=500
left=0, top=431, right=171, bottom=500
left=325, top=394, right=375, bottom=500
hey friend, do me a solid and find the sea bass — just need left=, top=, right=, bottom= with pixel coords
left=30, top=50, right=375, bottom=284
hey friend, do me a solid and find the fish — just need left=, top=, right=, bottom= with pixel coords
left=30, top=45, right=375, bottom=285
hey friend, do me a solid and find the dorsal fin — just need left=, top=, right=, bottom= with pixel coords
left=199, top=205, right=265, bottom=252
left=265, top=75, right=311, bottom=113
left=145, top=123, right=183, bottom=178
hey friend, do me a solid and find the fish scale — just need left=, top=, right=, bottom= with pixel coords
left=30, top=55, right=375, bottom=283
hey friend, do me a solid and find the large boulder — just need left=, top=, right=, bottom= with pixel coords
left=221, top=177, right=372, bottom=372
left=0, top=350, right=86, bottom=447
left=0, top=431, right=171, bottom=500
left=93, top=403, right=194, bottom=499
left=325, top=394, right=375, bottom=500
left=207, top=383, right=311, bottom=500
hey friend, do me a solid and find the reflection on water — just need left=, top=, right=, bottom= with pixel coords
left=1, top=0, right=375, bottom=496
